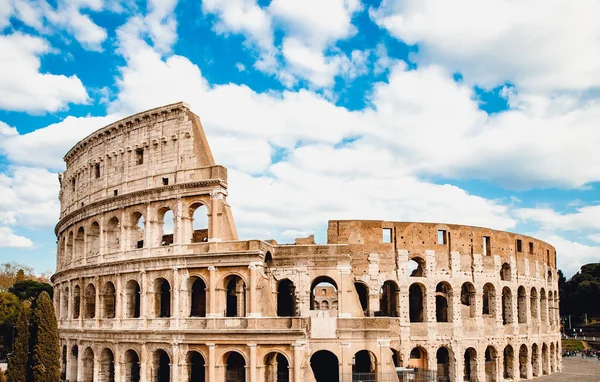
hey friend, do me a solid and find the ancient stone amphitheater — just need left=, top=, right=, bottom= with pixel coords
left=52, top=102, right=561, bottom=382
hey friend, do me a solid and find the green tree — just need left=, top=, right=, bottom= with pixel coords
left=0, top=292, right=21, bottom=359
left=6, top=302, right=29, bottom=382
left=31, top=292, right=60, bottom=382
left=9, top=280, right=53, bottom=301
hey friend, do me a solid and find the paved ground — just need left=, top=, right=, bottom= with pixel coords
left=536, top=356, right=600, bottom=381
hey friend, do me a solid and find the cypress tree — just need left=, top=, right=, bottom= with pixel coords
left=31, top=292, right=60, bottom=382
left=6, top=302, right=29, bottom=382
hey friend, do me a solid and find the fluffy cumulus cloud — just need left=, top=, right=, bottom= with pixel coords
left=371, top=0, right=600, bottom=92
left=515, top=205, right=600, bottom=233
left=0, top=227, right=34, bottom=248
left=0, top=33, right=89, bottom=113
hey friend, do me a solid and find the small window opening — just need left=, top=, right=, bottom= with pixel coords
left=162, top=177, right=169, bottom=185
left=382, top=228, right=392, bottom=243
left=529, top=242, right=534, bottom=255
left=547, top=250, right=550, bottom=264
left=95, top=163, right=101, bottom=178
left=135, top=148, right=144, bottom=165
left=437, top=230, right=447, bottom=245
left=114, top=190, right=118, bottom=196
left=483, top=236, right=491, bottom=256
left=71, top=178, right=76, bottom=192
left=516, top=239, right=522, bottom=252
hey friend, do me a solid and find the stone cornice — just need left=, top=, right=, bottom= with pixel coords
left=55, top=179, right=226, bottom=234
left=64, top=102, right=190, bottom=164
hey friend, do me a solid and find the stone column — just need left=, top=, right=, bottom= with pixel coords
left=67, top=280, right=73, bottom=322
left=99, top=215, right=105, bottom=259
left=248, top=263, right=260, bottom=317
left=114, top=359, right=122, bottom=382
left=249, top=344, right=257, bottom=382
left=209, top=191, right=222, bottom=241
left=207, top=343, right=216, bottom=382
left=207, top=266, right=218, bottom=317
left=173, top=268, right=180, bottom=323
left=172, top=343, right=180, bottom=382
left=76, top=343, right=84, bottom=382
left=140, top=271, right=148, bottom=325
left=94, top=276, right=100, bottom=326
left=175, top=198, right=184, bottom=245
left=293, top=343, right=304, bottom=382
left=140, top=343, right=148, bottom=382
left=116, top=276, right=122, bottom=323
left=145, top=203, right=155, bottom=249
left=92, top=352, right=100, bottom=382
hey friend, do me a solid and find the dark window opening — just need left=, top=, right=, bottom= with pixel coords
left=409, top=284, right=425, bottom=322
left=379, top=281, right=399, bottom=317
left=354, top=282, right=369, bottom=316
left=225, top=352, right=246, bottom=382
left=516, top=239, right=522, bottom=252
left=135, top=148, right=144, bottom=165
left=190, top=277, right=207, bottom=317
left=162, top=177, right=169, bottom=185
left=114, top=190, right=118, bottom=196
left=95, top=163, right=101, bottom=178
left=277, top=279, right=296, bottom=317
left=529, top=242, right=534, bottom=254
left=71, top=178, right=76, bottom=192
left=310, top=350, right=339, bottom=382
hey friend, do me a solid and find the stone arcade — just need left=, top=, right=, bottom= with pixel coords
left=52, top=102, right=562, bottom=382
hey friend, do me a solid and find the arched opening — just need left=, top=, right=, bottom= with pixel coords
left=61, top=287, right=69, bottom=319
left=187, top=351, right=205, bottom=382
left=102, top=282, right=116, bottom=319
left=391, top=349, right=402, bottom=368
left=69, top=345, right=78, bottom=381
left=408, top=347, right=427, bottom=369
left=530, top=287, right=538, bottom=320
left=310, top=276, right=338, bottom=311
left=75, top=227, right=85, bottom=263
left=461, top=282, right=476, bottom=318
left=277, top=279, right=296, bottom=317
left=154, top=278, right=171, bottom=317
left=409, top=283, right=426, bottom=322
left=331, top=300, right=338, bottom=309
left=408, top=257, right=425, bottom=277
left=125, top=280, right=141, bottom=318
left=353, top=350, right=376, bottom=380
left=464, top=348, right=477, bottom=382
left=159, top=208, right=174, bottom=246
left=99, top=348, right=115, bottom=382
left=72, top=285, right=81, bottom=319
left=379, top=280, right=399, bottom=317
left=82, top=347, right=94, bottom=382
left=436, top=347, right=454, bottom=381
left=190, top=203, right=208, bottom=243
left=66, top=231, right=74, bottom=265
left=435, top=282, right=452, bottom=322
left=124, top=349, right=141, bottom=382
left=554, top=291, right=559, bottom=325
left=88, top=221, right=100, bottom=258
left=61, top=345, right=67, bottom=380
left=503, top=345, right=514, bottom=379
left=502, top=287, right=513, bottom=325
left=531, top=343, right=540, bottom=377
left=310, top=350, right=339, bottom=382
left=482, top=283, right=496, bottom=317
left=225, top=275, right=246, bottom=317
left=189, top=277, right=207, bottom=317
left=547, top=270, right=552, bottom=283
left=264, top=251, right=273, bottom=266
left=517, top=286, right=527, bottom=324
left=264, top=352, right=289, bottom=382
left=85, top=283, right=96, bottom=319
left=105, top=217, right=121, bottom=253
left=130, top=212, right=145, bottom=249
left=518, top=345, right=528, bottom=379
left=153, top=349, right=171, bottom=382
left=550, top=343, right=555, bottom=373
left=225, top=351, right=246, bottom=382
left=354, top=282, right=369, bottom=316
left=540, top=288, right=548, bottom=323
left=500, top=263, right=511, bottom=281
left=485, top=346, right=497, bottom=382
left=542, top=343, right=550, bottom=375
left=547, top=290, right=554, bottom=326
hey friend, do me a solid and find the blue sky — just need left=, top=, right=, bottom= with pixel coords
left=0, top=0, right=599, bottom=277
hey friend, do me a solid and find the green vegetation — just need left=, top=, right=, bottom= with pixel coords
left=9, top=280, right=54, bottom=301
left=7, top=302, right=30, bottom=382
left=560, top=263, right=600, bottom=318
left=562, top=339, right=586, bottom=351
left=32, top=292, right=60, bottom=382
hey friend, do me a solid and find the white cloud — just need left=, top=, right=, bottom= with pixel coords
left=0, top=33, right=89, bottom=113
left=533, top=233, right=600, bottom=278
left=587, top=234, right=600, bottom=244
left=235, top=62, right=246, bottom=72
left=0, top=227, right=34, bottom=248
left=371, top=0, right=600, bottom=93
left=515, top=205, right=600, bottom=233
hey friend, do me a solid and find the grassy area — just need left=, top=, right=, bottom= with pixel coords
left=562, top=339, right=586, bottom=351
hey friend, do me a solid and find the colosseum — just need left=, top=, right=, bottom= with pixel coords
left=52, top=102, right=562, bottom=382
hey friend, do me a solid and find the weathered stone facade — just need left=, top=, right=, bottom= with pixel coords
left=52, top=102, right=561, bottom=382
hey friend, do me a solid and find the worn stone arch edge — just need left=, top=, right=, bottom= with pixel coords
left=54, top=179, right=226, bottom=235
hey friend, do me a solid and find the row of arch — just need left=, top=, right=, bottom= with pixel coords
left=58, top=203, right=209, bottom=267
left=56, top=274, right=559, bottom=325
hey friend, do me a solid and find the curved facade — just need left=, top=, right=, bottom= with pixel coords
left=53, top=102, right=561, bottom=382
